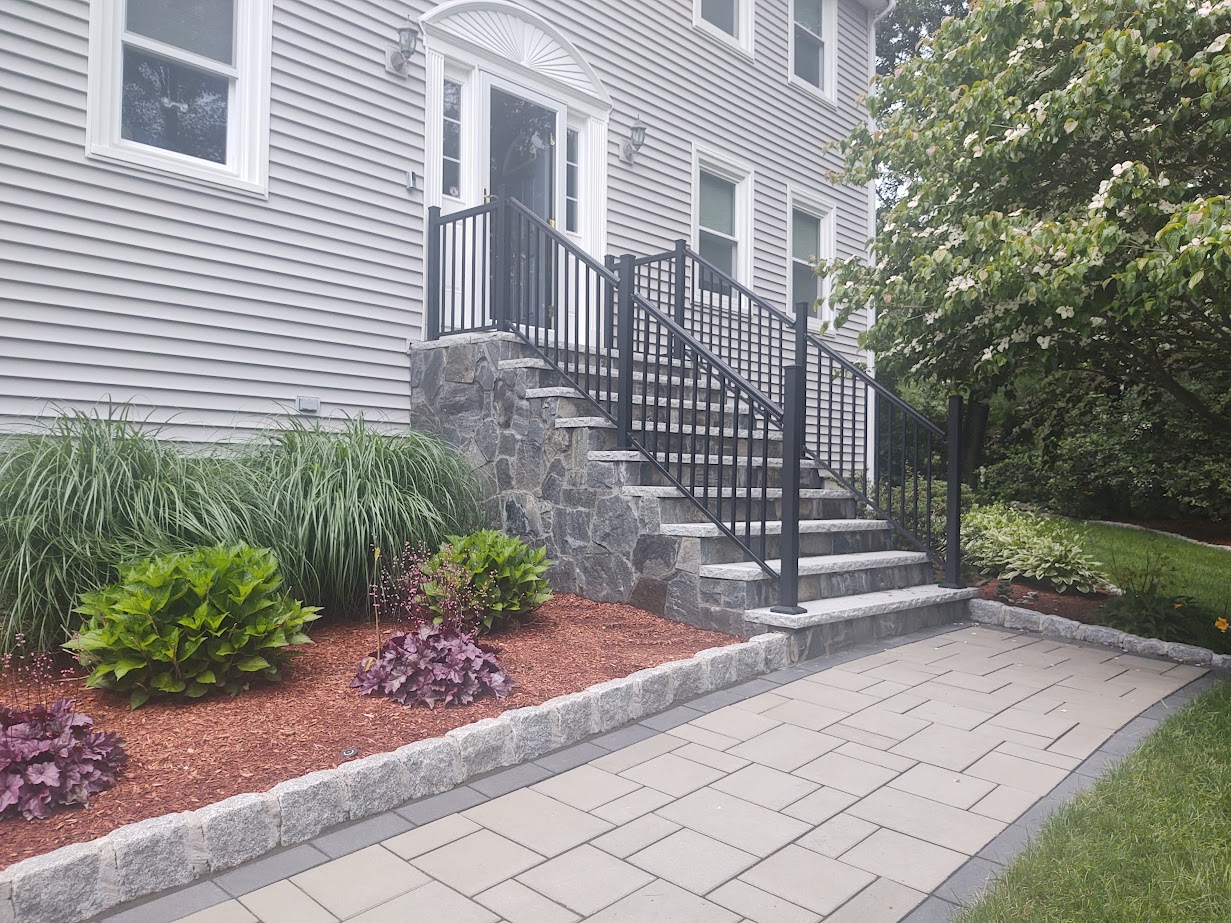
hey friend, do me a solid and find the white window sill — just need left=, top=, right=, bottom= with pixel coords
left=693, top=20, right=755, bottom=61
left=788, top=74, right=838, bottom=108
left=87, top=143, right=269, bottom=199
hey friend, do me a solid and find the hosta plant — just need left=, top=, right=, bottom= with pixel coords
left=962, top=504, right=1110, bottom=595
left=66, top=545, right=320, bottom=708
left=422, top=531, right=552, bottom=634
left=1, top=699, right=126, bottom=820
left=351, top=622, right=513, bottom=709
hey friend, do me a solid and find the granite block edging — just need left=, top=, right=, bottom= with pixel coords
left=0, top=632, right=792, bottom=923
left=967, top=598, right=1231, bottom=670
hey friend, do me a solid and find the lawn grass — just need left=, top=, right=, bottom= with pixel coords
left=1076, top=521, right=1231, bottom=615
left=957, top=679, right=1231, bottom=923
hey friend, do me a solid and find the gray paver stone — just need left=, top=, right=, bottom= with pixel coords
left=627, top=665, right=674, bottom=716
left=336, top=750, right=413, bottom=818
left=590, top=678, right=640, bottom=732
left=1001, top=608, right=1042, bottom=632
left=10, top=841, right=117, bottom=923
left=966, top=599, right=1006, bottom=626
left=503, top=706, right=555, bottom=763
left=196, top=792, right=280, bottom=872
left=397, top=736, right=465, bottom=798
left=270, top=769, right=346, bottom=845
left=1122, top=634, right=1169, bottom=657
left=108, top=812, right=207, bottom=903
left=448, top=716, right=513, bottom=778
left=1080, top=625, right=1125, bottom=648
left=1037, top=615, right=1080, bottom=641
left=1166, top=643, right=1214, bottom=665
left=696, top=646, right=738, bottom=689
left=545, top=692, right=600, bottom=748
left=1213, top=654, right=1231, bottom=671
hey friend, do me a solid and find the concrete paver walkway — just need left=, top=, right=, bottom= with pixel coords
left=109, top=625, right=1212, bottom=923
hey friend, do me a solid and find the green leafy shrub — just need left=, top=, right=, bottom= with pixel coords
left=66, top=545, right=320, bottom=708
left=962, top=504, right=1110, bottom=595
left=1099, top=551, right=1231, bottom=655
left=422, top=531, right=552, bottom=634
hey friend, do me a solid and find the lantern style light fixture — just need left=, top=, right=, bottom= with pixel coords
left=386, top=19, right=420, bottom=75
left=621, top=117, right=648, bottom=163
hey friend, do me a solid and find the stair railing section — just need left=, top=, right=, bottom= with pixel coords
left=615, top=255, right=783, bottom=580
left=633, top=241, right=792, bottom=408
left=793, top=303, right=963, bottom=587
left=426, top=201, right=500, bottom=339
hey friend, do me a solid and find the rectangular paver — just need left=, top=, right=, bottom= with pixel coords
left=586, top=880, right=741, bottom=922
left=711, top=763, right=820, bottom=810
left=410, top=830, right=544, bottom=896
left=290, top=845, right=428, bottom=919
left=727, top=725, right=843, bottom=772
left=740, top=845, right=875, bottom=916
left=849, top=788, right=1005, bottom=855
left=346, top=881, right=496, bottom=923
left=476, top=879, right=580, bottom=923
left=841, top=829, right=969, bottom=892
left=620, top=752, right=727, bottom=797
left=710, top=879, right=820, bottom=923
left=462, top=788, right=612, bottom=856
left=531, top=765, right=642, bottom=812
left=658, top=787, right=810, bottom=857
left=888, top=763, right=997, bottom=810
left=630, top=828, right=758, bottom=894
left=237, top=882, right=334, bottom=923
left=515, top=845, right=653, bottom=916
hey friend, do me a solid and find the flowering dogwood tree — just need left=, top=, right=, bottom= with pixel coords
left=828, top=0, right=1231, bottom=432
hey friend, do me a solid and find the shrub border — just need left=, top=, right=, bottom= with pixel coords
left=968, top=598, right=1231, bottom=670
left=0, top=633, right=791, bottom=923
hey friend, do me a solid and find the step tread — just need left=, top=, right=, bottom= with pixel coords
left=556, top=417, right=784, bottom=441
left=622, top=486, right=849, bottom=499
left=589, top=451, right=818, bottom=468
left=744, top=585, right=980, bottom=629
left=699, top=549, right=930, bottom=581
left=659, top=519, right=890, bottom=538
left=526, top=387, right=741, bottom=412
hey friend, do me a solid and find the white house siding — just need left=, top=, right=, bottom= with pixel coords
left=0, top=0, right=876, bottom=435
left=1, top=0, right=428, bottom=436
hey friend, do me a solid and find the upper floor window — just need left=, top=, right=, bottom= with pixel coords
left=791, top=0, right=834, bottom=98
left=695, top=0, right=754, bottom=55
left=694, top=153, right=753, bottom=285
left=87, top=0, right=273, bottom=196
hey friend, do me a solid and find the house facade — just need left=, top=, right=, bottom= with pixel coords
left=1, top=0, right=884, bottom=435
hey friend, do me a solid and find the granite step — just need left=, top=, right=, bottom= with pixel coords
left=699, top=550, right=930, bottom=582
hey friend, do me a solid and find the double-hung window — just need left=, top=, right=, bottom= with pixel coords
left=791, top=0, right=833, bottom=97
left=790, top=202, right=833, bottom=325
left=88, top=0, right=273, bottom=195
left=695, top=0, right=754, bottom=54
left=698, top=170, right=739, bottom=277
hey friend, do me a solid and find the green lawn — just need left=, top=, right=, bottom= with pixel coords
left=957, top=680, right=1231, bottom=923
left=1076, top=522, right=1231, bottom=615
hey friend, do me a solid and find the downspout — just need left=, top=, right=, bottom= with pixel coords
left=872, top=0, right=897, bottom=26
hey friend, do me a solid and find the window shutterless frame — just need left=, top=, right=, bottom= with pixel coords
left=788, top=0, right=836, bottom=102
left=86, top=0, right=273, bottom=196
left=787, top=190, right=836, bottom=329
left=693, top=0, right=756, bottom=57
left=692, top=147, right=755, bottom=286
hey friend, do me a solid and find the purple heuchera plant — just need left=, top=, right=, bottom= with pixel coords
left=351, top=623, right=513, bottom=709
left=1, top=699, right=127, bottom=821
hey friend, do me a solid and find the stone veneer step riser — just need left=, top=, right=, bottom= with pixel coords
left=702, top=562, right=937, bottom=612
left=779, top=599, right=972, bottom=661
left=692, top=528, right=894, bottom=566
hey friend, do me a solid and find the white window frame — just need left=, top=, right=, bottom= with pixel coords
left=693, top=147, right=755, bottom=285
left=788, top=0, right=837, bottom=104
left=787, top=188, right=836, bottom=329
left=693, top=0, right=756, bottom=58
left=86, top=0, right=273, bottom=197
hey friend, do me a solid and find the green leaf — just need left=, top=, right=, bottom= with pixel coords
left=236, top=655, right=271, bottom=672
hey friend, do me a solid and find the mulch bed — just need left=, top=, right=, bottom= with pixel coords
left=0, top=595, right=736, bottom=871
left=1116, top=519, right=1231, bottom=547
left=977, top=579, right=1111, bottom=623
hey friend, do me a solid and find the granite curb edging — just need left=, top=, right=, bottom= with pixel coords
left=0, top=633, right=792, bottom=923
left=967, top=598, right=1231, bottom=671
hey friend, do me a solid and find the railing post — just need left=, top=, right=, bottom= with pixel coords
left=616, top=253, right=636, bottom=450
left=941, top=393, right=964, bottom=588
left=493, top=189, right=509, bottom=330
left=426, top=206, right=441, bottom=341
left=604, top=255, right=617, bottom=351
left=772, top=364, right=807, bottom=614
left=673, top=239, right=688, bottom=328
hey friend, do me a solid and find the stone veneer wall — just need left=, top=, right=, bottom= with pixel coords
left=407, top=333, right=714, bottom=628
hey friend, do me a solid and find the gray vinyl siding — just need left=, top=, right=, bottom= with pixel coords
left=1, top=0, right=875, bottom=434
left=0, top=0, right=427, bottom=436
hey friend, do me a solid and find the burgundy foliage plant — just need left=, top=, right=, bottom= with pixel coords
left=351, top=622, right=513, bottom=709
left=1, top=699, right=127, bottom=820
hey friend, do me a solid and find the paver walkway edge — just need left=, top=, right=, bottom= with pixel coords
left=91, top=623, right=1220, bottom=923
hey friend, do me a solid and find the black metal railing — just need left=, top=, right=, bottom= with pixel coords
left=634, top=241, right=792, bottom=408
left=427, top=200, right=964, bottom=606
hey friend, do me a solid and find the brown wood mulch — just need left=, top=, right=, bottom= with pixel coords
left=0, top=595, right=736, bottom=871
left=977, top=579, right=1111, bottom=623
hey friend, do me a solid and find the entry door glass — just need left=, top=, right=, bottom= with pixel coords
left=490, top=87, right=556, bottom=221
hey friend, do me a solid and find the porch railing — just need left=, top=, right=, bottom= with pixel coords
left=427, top=204, right=964, bottom=608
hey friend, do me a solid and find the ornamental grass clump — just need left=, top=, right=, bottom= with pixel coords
left=351, top=622, right=513, bottom=709
left=67, top=545, right=320, bottom=708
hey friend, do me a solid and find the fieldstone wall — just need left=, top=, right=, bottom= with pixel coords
left=406, top=333, right=704, bottom=623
